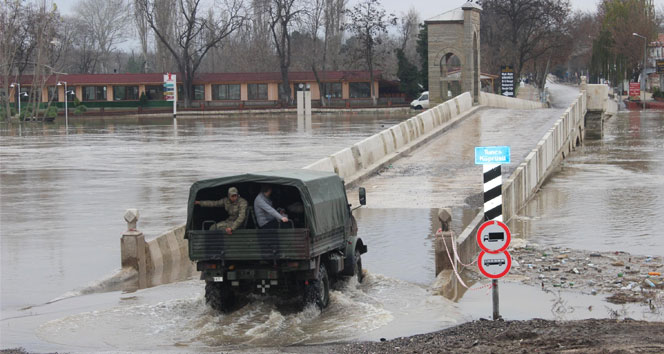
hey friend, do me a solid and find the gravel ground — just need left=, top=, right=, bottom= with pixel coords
left=504, top=242, right=663, bottom=306
left=308, top=318, right=664, bottom=353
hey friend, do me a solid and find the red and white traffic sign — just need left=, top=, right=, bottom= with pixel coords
left=476, top=220, right=511, bottom=253
left=478, top=250, right=512, bottom=279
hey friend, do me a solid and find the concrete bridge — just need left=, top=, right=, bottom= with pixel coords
left=117, top=79, right=618, bottom=292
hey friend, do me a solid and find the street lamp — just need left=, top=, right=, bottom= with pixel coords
left=9, top=82, right=20, bottom=118
left=633, top=32, right=647, bottom=110
left=57, top=81, right=68, bottom=130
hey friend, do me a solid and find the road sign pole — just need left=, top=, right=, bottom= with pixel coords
left=492, top=279, right=499, bottom=320
left=476, top=145, right=510, bottom=322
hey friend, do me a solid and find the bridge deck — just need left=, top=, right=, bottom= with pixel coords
left=354, top=83, right=580, bottom=211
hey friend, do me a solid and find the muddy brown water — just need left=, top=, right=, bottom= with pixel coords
left=2, top=102, right=663, bottom=352
left=0, top=113, right=410, bottom=312
left=510, top=109, right=664, bottom=255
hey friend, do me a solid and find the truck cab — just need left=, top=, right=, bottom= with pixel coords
left=185, top=169, right=367, bottom=312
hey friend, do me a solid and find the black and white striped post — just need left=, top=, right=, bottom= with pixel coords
left=476, top=146, right=510, bottom=320
left=483, top=163, right=503, bottom=222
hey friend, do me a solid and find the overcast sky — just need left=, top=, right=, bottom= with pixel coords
left=53, top=0, right=664, bottom=16
left=52, top=0, right=663, bottom=52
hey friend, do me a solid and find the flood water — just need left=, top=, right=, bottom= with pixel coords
left=2, top=104, right=663, bottom=352
left=510, top=110, right=664, bottom=255
left=0, top=113, right=409, bottom=312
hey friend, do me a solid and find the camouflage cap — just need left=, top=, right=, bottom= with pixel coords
left=228, top=187, right=238, bottom=196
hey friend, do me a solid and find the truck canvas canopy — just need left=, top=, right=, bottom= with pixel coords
left=186, top=169, right=349, bottom=239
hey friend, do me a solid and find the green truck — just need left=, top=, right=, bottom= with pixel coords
left=185, top=169, right=367, bottom=312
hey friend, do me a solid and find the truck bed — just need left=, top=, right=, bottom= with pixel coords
left=188, top=227, right=346, bottom=262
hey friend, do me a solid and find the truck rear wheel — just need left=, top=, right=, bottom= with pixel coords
left=304, top=263, right=330, bottom=309
left=205, top=281, right=235, bottom=313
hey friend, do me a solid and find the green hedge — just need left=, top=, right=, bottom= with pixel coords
left=8, top=101, right=175, bottom=109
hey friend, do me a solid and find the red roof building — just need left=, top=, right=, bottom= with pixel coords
left=2, top=71, right=381, bottom=104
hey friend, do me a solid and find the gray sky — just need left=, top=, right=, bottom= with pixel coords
left=54, top=0, right=663, bottom=16
left=53, top=0, right=663, bottom=52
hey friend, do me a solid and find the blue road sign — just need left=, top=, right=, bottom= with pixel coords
left=475, top=146, right=511, bottom=165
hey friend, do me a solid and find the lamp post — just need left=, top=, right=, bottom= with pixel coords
left=9, top=82, right=20, bottom=118
left=57, top=81, right=68, bottom=130
left=633, top=32, right=647, bottom=110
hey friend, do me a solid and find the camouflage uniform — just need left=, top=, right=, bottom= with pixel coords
left=199, top=196, right=248, bottom=231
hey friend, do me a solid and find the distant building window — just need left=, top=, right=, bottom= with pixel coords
left=48, top=87, right=58, bottom=102
left=145, top=85, right=164, bottom=100
left=113, top=86, right=139, bottom=100
left=213, top=84, right=241, bottom=100
left=322, top=83, right=342, bottom=98
left=349, top=82, right=371, bottom=98
left=176, top=85, right=205, bottom=101
left=248, top=83, right=268, bottom=100
left=83, top=86, right=107, bottom=101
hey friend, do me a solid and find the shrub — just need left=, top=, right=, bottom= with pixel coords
left=74, top=96, right=81, bottom=107
left=74, top=105, right=87, bottom=115
left=46, top=106, right=58, bottom=119
left=19, top=106, right=33, bottom=121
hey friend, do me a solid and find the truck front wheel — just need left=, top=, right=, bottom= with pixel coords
left=354, top=249, right=364, bottom=283
left=304, top=263, right=330, bottom=309
left=205, top=281, right=235, bottom=313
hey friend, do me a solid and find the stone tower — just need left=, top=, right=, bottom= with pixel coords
left=425, top=2, right=481, bottom=104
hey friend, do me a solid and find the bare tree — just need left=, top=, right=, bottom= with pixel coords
left=324, top=0, right=346, bottom=71
left=139, top=0, right=245, bottom=107
left=268, top=0, right=303, bottom=105
left=1, top=0, right=24, bottom=119
left=398, top=7, right=419, bottom=67
left=76, top=0, right=132, bottom=73
left=479, top=0, right=571, bottom=84
left=344, top=0, right=396, bottom=105
left=133, top=0, right=150, bottom=72
left=304, top=0, right=326, bottom=105
left=153, top=0, right=176, bottom=72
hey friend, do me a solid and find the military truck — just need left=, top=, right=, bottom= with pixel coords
left=185, top=169, right=367, bottom=312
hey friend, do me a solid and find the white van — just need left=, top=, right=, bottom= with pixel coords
left=410, top=91, right=429, bottom=110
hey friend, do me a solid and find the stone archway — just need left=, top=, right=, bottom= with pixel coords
left=425, top=3, right=482, bottom=104
left=440, top=52, right=463, bottom=101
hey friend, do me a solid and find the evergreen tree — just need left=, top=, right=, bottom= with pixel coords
left=416, top=24, right=428, bottom=90
left=396, top=49, right=420, bottom=99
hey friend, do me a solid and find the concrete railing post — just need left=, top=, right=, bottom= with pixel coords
left=434, top=208, right=457, bottom=276
left=121, top=208, right=147, bottom=289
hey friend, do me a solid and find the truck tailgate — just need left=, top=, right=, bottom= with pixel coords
left=188, top=229, right=311, bottom=261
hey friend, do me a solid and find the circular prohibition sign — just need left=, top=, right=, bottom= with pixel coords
left=477, top=250, right=512, bottom=279
left=476, top=220, right=511, bottom=254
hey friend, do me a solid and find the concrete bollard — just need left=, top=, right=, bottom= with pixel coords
left=580, top=76, right=587, bottom=92
left=434, top=208, right=456, bottom=277
left=121, top=209, right=147, bottom=289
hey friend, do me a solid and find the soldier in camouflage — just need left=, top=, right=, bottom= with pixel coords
left=195, top=187, right=248, bottom=234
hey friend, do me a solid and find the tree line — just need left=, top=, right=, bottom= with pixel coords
left=1, top=0, right=661, bottom=118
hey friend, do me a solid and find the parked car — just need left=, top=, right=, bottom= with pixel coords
left=410, top=91, right=430, bottom=110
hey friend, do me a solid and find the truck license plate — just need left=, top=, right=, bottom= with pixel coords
left=213, top=277, right=223, bottom=282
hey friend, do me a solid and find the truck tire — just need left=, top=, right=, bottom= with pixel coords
left=354, top=249, right=364, bottom=283
left=205, top=281, right=235, bottom=313
left=304, top=263, right=330, bottom=309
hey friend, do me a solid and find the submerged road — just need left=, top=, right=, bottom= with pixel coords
left=357, top=83, right=580, bottom=232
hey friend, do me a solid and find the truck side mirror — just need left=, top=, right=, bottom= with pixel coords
left=359, top=187, right=366, bottom=205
